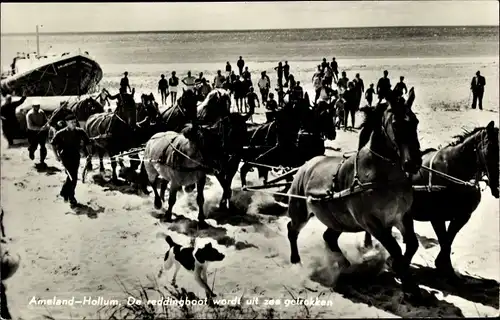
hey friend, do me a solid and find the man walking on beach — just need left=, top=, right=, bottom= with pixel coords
left=169, top=71, right=179, bottom=106
left=321, top=58, right=329, bottom=72
left=245, top=87, right=259, bottom=121
left=331, top=57, right=339, bottom=83
left=182, top=71, right=196, bottom=92
left=337, top=71, right=349, bottom=93
left=225, top=62, right=232, bottom=77
left=283, top=61, right=290, bottom=87
left=365, top=84, right=375, bottom=107
left=394, top=76, right=408, bottom=99
left=1, top=94, right=26, bottom=147
left=26, top=101, right=49, bottom=166
left=120, top=72, right=131, bottom=94
left=237, top=56, right=245, bottom=76
left=376, top=70, right=391, bottom=103
left=258, top=71, right=270, bottom=106
left=51, top=114, right=92, bottom=207
left=470, top=71, right=486, bottom=110
left=158, top=74, right=169, bottom=106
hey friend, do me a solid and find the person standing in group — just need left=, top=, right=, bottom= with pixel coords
left=376, top=70, right=391, bottom=103
left=245, top=86, right=260, bottom=120
left=470, top=71, right=486, bottom=110
left=1, top=94, right=26, bottom=147
left=225, top=62, right=232, bottom=77
left=199, top=78, right=212, bottom=100
left=321, top=58, right=329, bottom=71
left=182, top=71, right=196, bottom=92
left=50, top=114, right=92, bottom=207
left=343, top=82, right=358, bottom=130
left=26, top=101, right=49, bottom=166
left=158, top=74, right=169, bottom=106
left=213, top=70, right=226, bottom=89
left=237, top=56, right=245, bottom=76
left=242, top=66, right=252, bottom=87
left=336, top=71, right=349, bottom=93
left=258, top=71, right=270, bottom=106
left=393, top=76, right=408, bottom=99
left=169, top=71, right=179, bottom=106
left=275, top=86, right=286, bottom=108
left=312, top=73, right=323, bottom=104
left=353, top=73, right=365, bottom=110
left=120, top=71, right=131, bottom=94
left=265, top=92, right=279, bottom=123
left=283, top=61, right=290, bottom=87
left=313, top=65, right=323, bottom=79
left=364, top=83, right=375, bottom=107
left=323, top=64, right=333, bottom=88
left=233, top=77, right=245, bottom=113
left=331, top=57, right=339, bottom=83
left=274, top=62, right=284, bottom=88
left=289, top=81, right=304, bottom=104
left=287, top=74, right=296, bottom=90
left=195, top=72, right=204, bottom=86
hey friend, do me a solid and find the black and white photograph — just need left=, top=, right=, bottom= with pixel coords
left=1, top=1, right=499, bottom=319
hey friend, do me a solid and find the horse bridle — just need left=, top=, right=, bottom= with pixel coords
left=474, top=131, right=494, bottom=188
left=367, top=109, right=401, bottom=165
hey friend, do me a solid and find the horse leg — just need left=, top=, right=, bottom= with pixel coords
left=239, top=162, right=252, bottom=188
left=129, top=153, right=140, bottom=171
left=400, top=213, right=419, bottom=267
left=432, top=216, right=470, bottom=279
left=196, top=175, right=209, bottom=229
left=159, top=179, right=168, bottom=201
left=98, top=148, right=105, bottom=173
left=110, top=155, right=118, bottom=182
left=215, top=172, right=230, bottom=210
left=150, top=176, right=163, bottom=209
left=323, top=228, right=350, bottom=269
left=287, top=196, right=311, bottom=265
left=165, top=184, right=181, bottom=222
left=365, top=220, right=421, bottom=299
left=258, top=168, right=269, bottom=185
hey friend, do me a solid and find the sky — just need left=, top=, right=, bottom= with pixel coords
left=1, top=1, right=498, bottom=34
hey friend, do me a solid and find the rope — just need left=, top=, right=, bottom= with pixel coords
left=420, top=165, right=476, bottom=187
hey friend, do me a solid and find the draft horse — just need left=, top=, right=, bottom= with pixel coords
left=140, top=112, right=252, bottom=227
left=364, top=120, right=499, bottom=280
left=286, top=92, right=424, bottom=298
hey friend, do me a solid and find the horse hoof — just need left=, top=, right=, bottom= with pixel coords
left=154, top=198, right=163, bottom=210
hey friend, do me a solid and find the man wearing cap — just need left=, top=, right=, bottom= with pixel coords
left=50, top=114, right=92, bottom=207
left=26, top=101, right=49, bottom=165
left=120, top=72, right=131, bottom=94
left=48, top=101, right=76, bottom=130
left=470, top=70, right=486, bottom=110
left=1, top=94, right=27, bottom=147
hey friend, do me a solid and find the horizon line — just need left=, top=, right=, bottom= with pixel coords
left=1, top=24, right=498, bottom=36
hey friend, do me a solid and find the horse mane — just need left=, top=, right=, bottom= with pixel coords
left=447, top=126, right=486, bottom=147
left=197, top=88, right=230, bottom=118
left=180, top=123, right=202, bottom=142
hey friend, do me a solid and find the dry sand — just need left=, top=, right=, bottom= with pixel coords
left=1, top=58, right=499, bottom=319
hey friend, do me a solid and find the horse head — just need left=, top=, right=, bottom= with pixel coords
left=212, top=112, right=250, bottom=156
left=198, top=89, right=231, bottom=123
left=480, top=121, right=499, bottom=198
left=373, top=88, right=422, bottom=174
left=73, top=97, right=105, bottom=121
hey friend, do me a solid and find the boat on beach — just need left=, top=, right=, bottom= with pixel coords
left=1, top=25, right=103, bottom=97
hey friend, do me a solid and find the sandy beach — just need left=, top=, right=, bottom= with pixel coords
left=1, top=51, right=499, bottom=319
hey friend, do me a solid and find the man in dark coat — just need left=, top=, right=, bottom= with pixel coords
left=470, top=70, right=486, bottom=110
left=376, top=70, right=391, bottom=103
left=50, top=114, right=92, bottom=207
left=1, top=95, right=26, bottom=147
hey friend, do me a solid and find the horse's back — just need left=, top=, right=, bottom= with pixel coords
left=85, top=112, right=113, bottom=136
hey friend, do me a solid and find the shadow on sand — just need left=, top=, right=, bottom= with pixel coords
left=312, top=269, right=464, bottom=318
left=410, top=264, right=499, bottom=309
left=415, top=233, right=440, bottom=250
left=91, top=173, right=141, bottom=196
left=65, top=203, right=105, bottom=219
left=34, top=163, right=61, bottom=176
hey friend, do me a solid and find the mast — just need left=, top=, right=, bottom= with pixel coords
left=36, top=25, right=43, bottom=57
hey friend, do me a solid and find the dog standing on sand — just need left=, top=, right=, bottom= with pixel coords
left=156, top=232, right=225, bottom=298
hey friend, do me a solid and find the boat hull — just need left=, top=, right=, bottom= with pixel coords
left=1, top=54, right=102, bottom=97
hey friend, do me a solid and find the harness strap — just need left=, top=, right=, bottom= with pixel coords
left=428, top=149, right=439, bottom=188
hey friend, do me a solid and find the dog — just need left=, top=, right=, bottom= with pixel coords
left=156, top=232, right=225, bottom=298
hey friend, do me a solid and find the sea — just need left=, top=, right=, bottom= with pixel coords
left=1, top=26, right=498, bottom=98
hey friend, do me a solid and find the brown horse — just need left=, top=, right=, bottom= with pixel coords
left=159, top=89, right=199, bottom=132
left=286, top=92, right=423, bottom=298
left=364, top=121, right=499, bottom=280
left=84, top=89, right=157, bottom=181
left=240, top=97, right=336, bottom=187
left=140, top=112, right=251, bottom=227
